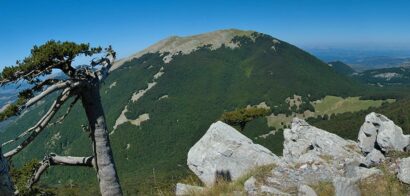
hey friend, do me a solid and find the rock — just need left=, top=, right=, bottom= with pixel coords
left=298, top=184, right=317, bottom=196
left=358, top=112, right=410, bottom=153
left=333, top=177, right=360, bottom=196
left=357, top=114, right=378, bottom=154
left=244, top=176, right=290, bottom=196
left=283, top=118, right=362, bottom=166
left=260, top=185, right=290, bottom=195
left=244, top=177, right=258, bottom=195
left=362, top=149, right=385, bottom=167
left=187, top=121, right=279, bottom=186
left=398, top=157, right=410, bottom=184
left=175, top=183, right=204, bottom=196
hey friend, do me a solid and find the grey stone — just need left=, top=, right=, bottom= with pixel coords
left=358, top=112, right=410, bottom=153
left=244, top=177, right=257, bottom=195
left=260, top=185, right=290, bottom=195
left=283, top=118, right=363, bottom=167
left=298, top=184, right=317, bottom=196
left=363, top=149, right=385, bottom=167
left=398, top=157, right=410, bottom=184
left=175, top=183, right=204, bottom=196
left=333, top=177, right=360, bottom=196
left=187, top=121, right=279, bottom=186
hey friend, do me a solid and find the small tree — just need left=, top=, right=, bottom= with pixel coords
left=220, top=107, right=270, bottom=131
left=0, top=41, right=122, bottom=195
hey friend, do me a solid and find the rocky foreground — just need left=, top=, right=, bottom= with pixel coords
left=177, top=112, right=410, bottom=195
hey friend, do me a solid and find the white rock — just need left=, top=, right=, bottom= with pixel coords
left=283, top=118, right=362, bottom=165
left=359, top=113, right=410, bottom=153
left=362, top=149, right=385, bottom=167
left=398, top=157, right=410, bottom=184
left=260, top=185, right=290, bottom=195
left=175, top=183, right=203, bottom=196
left=298, top=184, right=317, bottom=196
left=244, top=177, right=258, bottom=196
left=187, top=121, right=279, bottom=186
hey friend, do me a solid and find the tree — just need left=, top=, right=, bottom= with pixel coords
left=220, top=107, right=270, bottom=131
left=0, top=41, right=122, bottom=195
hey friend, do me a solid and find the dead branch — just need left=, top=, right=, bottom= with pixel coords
left=47, top=95, right=80, bottom=127
left=28, top=153, right=95, bottom=189
left=24, top=81, right=74, bottom=109
left=96, top=47, right=116, bottom=81
left=2, top=82, right=81, bottom=148
left=4, top=87, right=73, bottom=158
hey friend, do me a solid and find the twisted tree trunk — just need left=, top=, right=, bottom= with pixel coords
left=80, top=78, right=122, bottom=196
left=0, top=147, right=14, bottom=196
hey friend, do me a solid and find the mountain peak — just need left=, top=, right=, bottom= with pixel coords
left=111, top=29, right=262, bottom=71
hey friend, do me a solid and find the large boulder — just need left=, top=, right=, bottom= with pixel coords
left=283, top=118, right=362, bottom=166
left=398, top=157, right=410, bottom=184
left=187, top=121, right=279, bottom=186
left=358, top=112, right=410, bottom=153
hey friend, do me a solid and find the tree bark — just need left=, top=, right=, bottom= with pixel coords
left=80, top=79, right=122, bottom=196
left=0, top=147, right=14, bottom=196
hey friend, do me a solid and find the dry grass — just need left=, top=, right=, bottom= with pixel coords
left=310, top=181, right=335, bottom=196
left=319, top=154, right=334, bottom=163
left=385, top=150, right=410, bottom=159
left=184, top=164, right=276, bottom=196
left=358, top=163, right=409, bottom=196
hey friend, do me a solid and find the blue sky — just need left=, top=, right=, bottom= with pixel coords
left=1, top=0, right=410, bottom=69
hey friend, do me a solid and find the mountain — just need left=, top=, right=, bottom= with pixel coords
left=328, top=61, right=356, bottom=75
left=0, top=29, right=370, bottom=194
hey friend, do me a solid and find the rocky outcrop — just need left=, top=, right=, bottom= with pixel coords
left=283, top=118, right=362, bottom=167
left=179, top=113, right=410, bottom=195
left=244, top=118, right=373, bottom=195
left=187, top=121, right=279, bottom=186
left=398, top=157, right=410, bottom=184
left=358, top=112, right=410, bottom=153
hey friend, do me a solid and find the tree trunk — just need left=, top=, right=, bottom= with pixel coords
left=80, top=80, right=123, bottom=196
left=0, top=147, right=15, bottom=196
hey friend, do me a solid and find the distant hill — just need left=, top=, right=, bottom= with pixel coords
left=0, top=29, right=370, bottom=194
left=307, top=48, right=410, bottom=71
left=354, top=66, right=410, bottom=85
left=328, top=61, right=356, bottom=75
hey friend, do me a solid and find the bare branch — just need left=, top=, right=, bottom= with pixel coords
left=24, top=81, right=73, bottom=109
left=3, top=87, right=73, bottom=158
left=28, top=153, right=95, bottom=189
left=47, top=95, right=80, bottom=127
left=95, top=47, right=116, bottom=82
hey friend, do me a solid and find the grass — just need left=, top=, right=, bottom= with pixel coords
left=174, top=164, right=276, bottom=196
left=310, top=181, right=335, bottom=196
left=313, top=96, right=394, bottom=116
left=359, top=163, right=410, bottom=196
left=266, top=95, right=392, bottom=131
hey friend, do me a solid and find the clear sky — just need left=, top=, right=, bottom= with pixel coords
left=1, top=0, right=410, bottom=69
